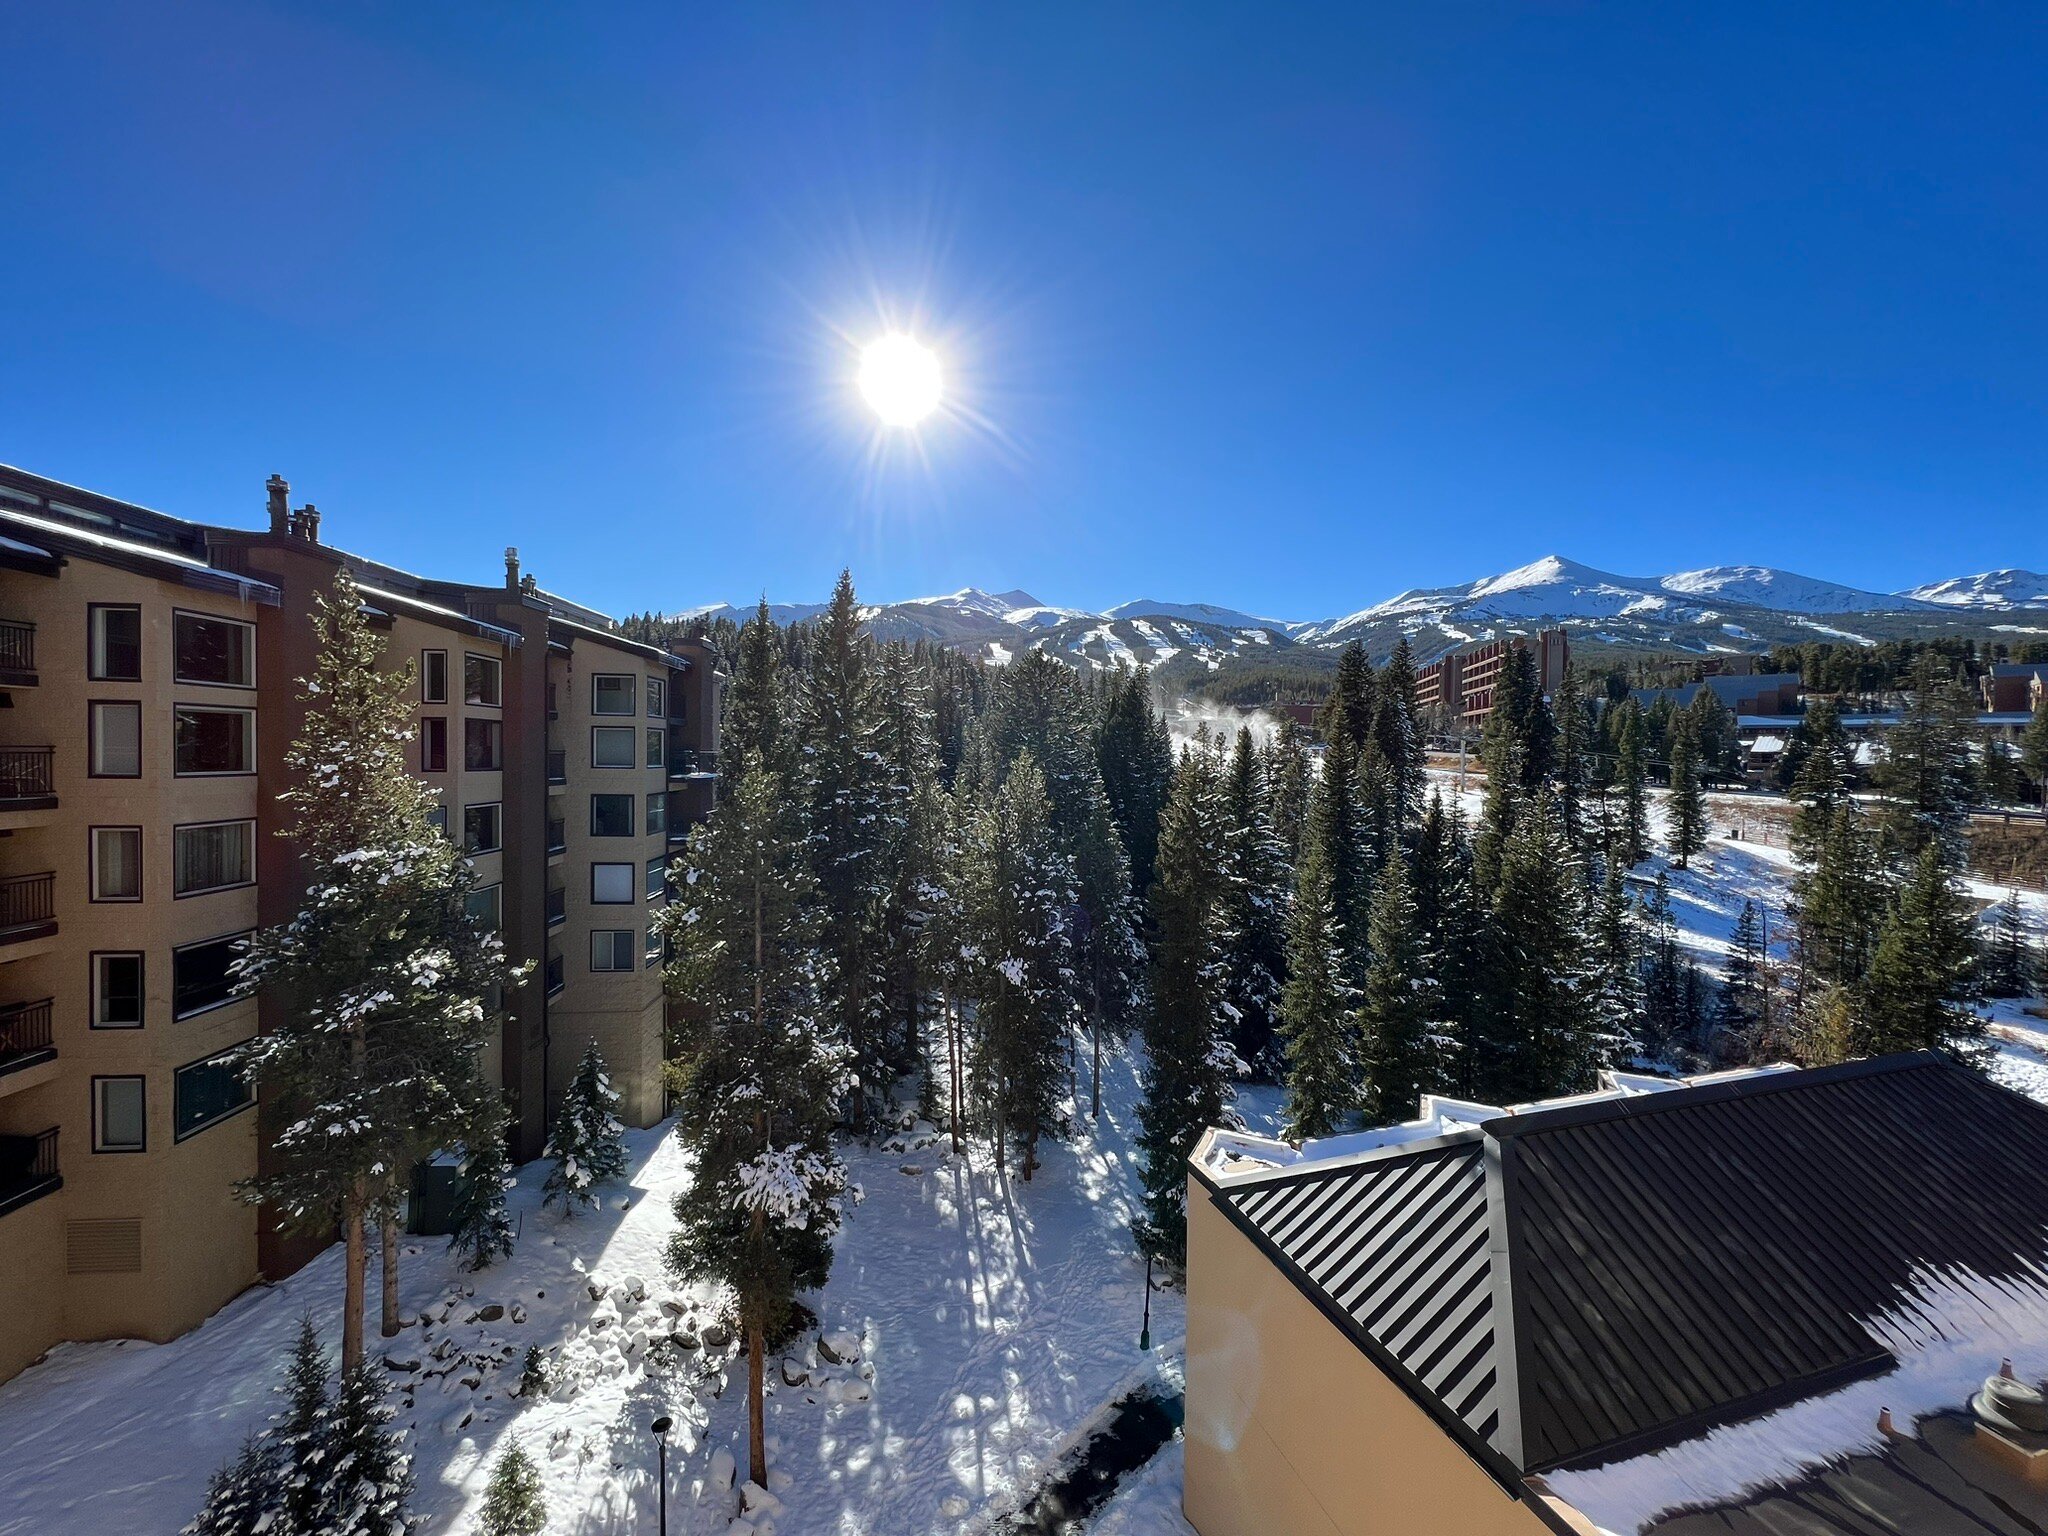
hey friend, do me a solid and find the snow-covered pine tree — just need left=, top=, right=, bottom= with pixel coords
left=1792, top=799, right=1886, bottom=994
left=1666, top=714, right=1706, bottom=869
left=277, top=1316, right=333, bottom=1535
left=1874, top=653, right=1980, bottom=866
left=478, top=1442, right=547, bottom=1536
left=1552, top=667, right=1590, bottom=852
left=232, top=568, right=523, bottom=1373
left=317, top=1359, right=413, bottom=1536
left=2024, top=693, right=2048, bottom=812
left=1306, top=731, right=1373, bottom=980
left=1709, top=898, right=1768, bottom=1063
left=1097, top=666, right=1175, bottom=906
left=185, top=1437, right=282, bottom=1536
left=1370, top=638, right=1426, bottom=836
left=1278, top=828, right=1358, bottom=1141
left=1359, top=846, right=1439, bottom=1125
left=1639, top=872, right=1684, bottom=1061
left=1263, top=719, right=1313, bottom=867
left=1138, top=750, right=1239, bottom=1263
left=1477, top=789, right=1596, bottom=1102
left=872, top=641, right=939, bottom=1080
left=542, top=1042, right=627, bottom=1211
left=1787, top=696, right=1852, bottom=863
left=446, top=1108, right=516, bottom=1270
left=1584, top=855, right=1643, bottom=1063
left=1860, top=841, right=1984, bottom=1059
left=959, top=753, right=1078, bottom=1179
left=660, top=759, right=851, bottom=1491
left=1216, top=728, right=1290, bottom=1074
left=1318, top=642, right=1376, bottom=753
left=801, top=571, right=897, bottom=1123
left=1411, top=793, right=1481, bottom=1095
left=1612, top=698, right=1650, bottom=868
left=1984, top=888, right=2034, bottom=998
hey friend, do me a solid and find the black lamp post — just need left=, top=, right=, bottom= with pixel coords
left=1139, top=1256, right=1153, bottom=1351
left=650, top=1415, right=672, bottom=1536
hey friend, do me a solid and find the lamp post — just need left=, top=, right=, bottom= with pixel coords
left=650, top=1415, right=672, bottom=1536
left=1139, top=1257, right=1153, bottom=1352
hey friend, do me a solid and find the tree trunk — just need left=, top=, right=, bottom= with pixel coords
left=1090, top=957, right=1103, bottom=1122
left=342, top=1189, right=366, bottom=1374
left=945, top=993, right=962, bottom=1153
left=747, top=1318, right=768, bottom=1490
left=381, top=1215, right=401, bottom=1338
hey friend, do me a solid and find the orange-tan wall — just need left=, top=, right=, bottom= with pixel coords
left=1182, top=1178, right=1555, bottom=1536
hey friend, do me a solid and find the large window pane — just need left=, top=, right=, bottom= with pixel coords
left=422, top=649, right=448, bottom=704
left=174, top=708, right=253, bottom=775
left=464, top=654, right=502, bottom=707
left=174, top=1050, right=253, bottom=1140
left=592, top=674, right=635, bottom=716
left=95, top=1076, right=146, bottom=1152
left=421, top=717, right=448, bottom=773
left=463, top=803, right=502, bottom=853
left=591, top=863, right=634, bottom=904
left=90, top=701, right=141, bottom=777
left=173, top=933, right=247, bottom=1018
left=91, top=826, right=142, bottom=901
left=94, top=953, right=144, bottom=1028
left=590, top=794, right=634, bottom=838
left=173, top=613, right=254, bottom=687
left=590, top=930, right=634, bottom=971
left=465, top=884, right=502, bottom=933
left=174, top=820, right=252, bottom=895
left=89, top=606, right=141, bottom=681
left=464, top=719, right=502, bottom=771
left=591, top=726, right=635, bottom=768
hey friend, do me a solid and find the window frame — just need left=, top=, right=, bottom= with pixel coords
left=172, top=705, right=256, bottom=778
left=91, top=951, right=145, bottom=1030
left=463, top=717, right=503, bottom=772
left=173, top=1044, right=255, bottom=1142
left=646, top=792, right=667, bottom=836
left=465, top=882, right=503, bottom=934
left=462, top=801, right=503, bottom=855
left=463, top=652, right=503, bottom=708
left=425, top=804, right=450, bottom=839
left=591, top=725, right=636, bottom=769
left=89, top=824, right=144, bottom=904
left=420, top=716, right=449, bottom=774
left=421, top=649, right=448, bottom=705
left=645, top=924, right=664, bottom=968
left=589, top=929, right=635, bottom=972
left=645, top=855, right=667, bottom=901
left=171, top=931, right=251, bottom=1021
left=92, top=1075, right=148, bottom=1154
left=171, top=608, right=257, bottom=690
left=647, top=677, right=666, bottom=718
left=88, top=699, right=143, bottom=779
left=589, top=793, right=635, bottom=839
left=590, top=862, right=636, bottom=905
left=591, top=673, right=636, bottom=717
left=87, top=604, right=142, bottom=682
left=647, top=725, right=666, bottom=769
left=172, top=817, right=255, bottom=899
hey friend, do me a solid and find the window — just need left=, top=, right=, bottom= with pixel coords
left=593, top=674, right=635, bottom=716
left=94, top=1076, right=147, bottom=1152
left=464, top=719, right=502, bottom=772
left=421, top=649, right=448, bottom=704
left=647, top=677, right=666, bottom=718
left=420, top=717, right=448, bottom=773
left=463, top=802, right=502, bottom=854
left=174, top=1048, right=253, bottom=1140
left=592, top=726, right=635, bottom=769
left=465, top=883, right=502, bottom=934
left=591, top=863, right=634, bottom=904
left=647, top=726, right=666, bottom=769
left=173, top=612, right=255, bottom=688
left=93, top=953, right=144, bottom=1029
left=646, top=856, right=667, bottom=900
left=645, top=924, right=664, bottom=967
left=88, top=605, right=141, bottom=681
left=590, top=930, right=634, bottom=971
left=173, top=932, right=247, bottom=1019
left=174, top=820, right=253, bottom=896
left=90, top=701, right=142, bottom=778
left=426, top=804, right=449, bottom=838
left=464, top=653, right=502, bottom=707
left=174, top=707, right=254, bottom=775
left=646, top=792, right=667, bottom=835
left=91, top=826, right=142, bottom=902
left=590, top=794, right=635, bottom=838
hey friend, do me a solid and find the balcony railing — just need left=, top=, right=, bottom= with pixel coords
left=546, top=749, right=566, bottom=785
left=0, top=998, right=54, bottom=1074
left=0, top=1127, right=60, bottom=1217
left=546, top=817, right=566, bottom=855
left=0, top=747, right=54, bottom=805
left=546, top=886, right=566, bottom=927
left=0, top=873, right=56, bottom=942
left=669, top=747, right=719, bottom=778
left=545, top=953, right=564, bottom=997
left=0, top=621, right=35, bottom=679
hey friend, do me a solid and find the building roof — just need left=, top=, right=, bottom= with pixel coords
left=1989, top=662, right=2048, bottom=678
left=1199, top=1054, right=2048, bottom=1490
left=1630, top=673, right=1804, bottom=712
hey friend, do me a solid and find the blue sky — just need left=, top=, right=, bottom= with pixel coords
left=1, top=4, right=2043, bottom=620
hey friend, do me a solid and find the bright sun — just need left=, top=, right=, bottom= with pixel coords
left=858, top=333, right=942, bottom=427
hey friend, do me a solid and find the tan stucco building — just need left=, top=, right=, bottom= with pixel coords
left=0, top=463, right=720, bottom=1384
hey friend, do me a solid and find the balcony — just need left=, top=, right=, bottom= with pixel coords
left=0, top=620, right=36, bottom=687
left=546, top=817, right=566, bottom=857
left=0, top=747, right=55, bottom=813
left=669, top=747, right=719, bottom=780
left=0, top=1127, right=60, bottom=1218
left=0, top=873, right=56, bottom=950
left=546, top=749, right=566, bottom=787
left=0, top=998, right=55, bottom=1081
left=546, top=886, right=566, bottom=928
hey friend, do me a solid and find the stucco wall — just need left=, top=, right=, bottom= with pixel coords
left=1182, top=1177, right=1554, bottom=1536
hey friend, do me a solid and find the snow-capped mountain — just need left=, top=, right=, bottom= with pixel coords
left=1659, top=565, right=1918, bottom=613
left=1900, top=570, right=2048, bottom=609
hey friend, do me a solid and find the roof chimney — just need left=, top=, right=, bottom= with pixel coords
left=505, top=546, right=521, bottom=590
left=266, top=474, right=290, bottom=534
left=290, top=503, right=321, bottom=544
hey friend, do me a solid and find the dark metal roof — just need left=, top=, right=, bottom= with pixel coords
left=1208, top=1054, right=2048, bottom=1484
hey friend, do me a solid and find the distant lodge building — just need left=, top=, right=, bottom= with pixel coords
left=1185, top=1054, right=2048, bottom=1536
left=1627, top=669, right=1806, bottom=718
left=1412, top=629, right=1570, bottom=734
left=1983, top=662, right=2048, bottom=714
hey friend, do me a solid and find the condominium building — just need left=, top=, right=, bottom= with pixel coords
left=0, top=465, right=719, bottom=1383
left=1411, top=628, right=1569, bottom=733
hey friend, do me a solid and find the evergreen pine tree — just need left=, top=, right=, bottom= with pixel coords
left=1359, top=848, right=1438, bottom=1124
left=1874, top=653, right=1980, bottom=866
left=478, top=1443, right=547, bottom=1536
left=317, top=1360, right=413, bottom=1536
left=1305, top=732, right=1373, bottom=976
left=1792, top=799, right=1886, bottom=993
left=1709, top=899, right=1767, bottom=1062
left=446, top=1112, right=516, bottom=1271
left=1216, top=728, right=1291, bottom=1073
left=1412, top=795, right=1482, bottom=1094
left=542, top=1043, right=627, bottom=1212
left=1639, top=872, right=1684, bottom=1059
left=1371, top=638, right=1426, bottom=836
left=1666, top=714, right=1706, bottom=869
left=2023, top=693, right=2048, bottom=812
left=1613, top=699, right=1650, bottom=868
left=1137, top=751, right=1238, bottom=1263
left=1985, top=888, right=2034, bottom=998
left=1264, top=720, right=1313, bottom=866
left=277, top=1317, right=333, bottom=1536
left=186, top=1436, right=282, bottom=1536
left=1476, top=790, right=1596, bottom=1102
left=1098, top=666, right=1175, bottom=905
left=1787, top=696, right=1852, bottom=864
left=1278, top=832, right=1359, bottom=1141
left=232, top=568, right=521, bottom=1374
left=660, top=761, right=850, bottom=1490
left=1859, top=842, right=1984, bottom=1059
left=1318, top=642, right=1376, bottom=752
left=1584, top=856, right=1643, bottom=1063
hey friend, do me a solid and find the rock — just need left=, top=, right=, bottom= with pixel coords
left=459, top=1373, right=482, bottom=1391
left=590, top=1300, right=619, bottom=1331
left=708, top=1447, right=737, bottom=1491
left=585, top=1277, right=608, bottom=1302
left=659, top=1296, right=688, bottom=1319
left=899, top=1164, right=924, bottom=1176
left=827, top=1377, right=872, bottom=1404
left=383, top=1355, right=420, bottom=1373
left=703, top=1322, right=734, bottom=1349
left=445, top=1407, right=473, bottom=1434
left=470, top=1304, right=505, bottom=1323
left=509, top=1303, right=528, bottom=1325
left=817, top=1329, right=861, bottom=1365
left=620, top=1274, right=648, bottom=1302
left=671, top=1330, right=700, bottom=1351
left=741, top=1481, right=784, bottom=1517
left=626, top=1329, right=648, bottom=1357
left=941, top=1494, right=970, bottom=1518
left=780, top=1359, right=808, bottom=1387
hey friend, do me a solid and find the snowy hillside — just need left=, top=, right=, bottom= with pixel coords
left=1902, top=569, right=2048, bottom=609
left=1659, top=565, right=1918, bottom=613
